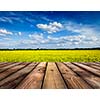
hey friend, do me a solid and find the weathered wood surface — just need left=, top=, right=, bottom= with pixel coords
left=43, top=62, right=67, bottom=89
left=0, top=62, right=99, bottom=89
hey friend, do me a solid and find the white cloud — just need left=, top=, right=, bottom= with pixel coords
left=0, top=16, right=24, bottom=24
left=0, top=33, right=6, bottom=36
left=62, top=22, right=100, bottom=46
left=29, top=33, right=43, bottom=40
left=0, top=41, right=20, bottom=48
left=37, top=22, right=63, bottom=33
left=46, top=31, right=100, bottom=48
left=28, top=33, right=49, bottom=44
left=65, top=22, right=99, bottom=37
left=3, top=37, right=11, bottom=40
left=0, top=29, right=13, bottom=36
left=20, top=40, right=38, bottom=45
left=1, top=21, right=99, bottom=49
left=47, top=36, right=59, bottom=41
left=18, top=32, right=22, bottom=36
left=27, top=29, right=100, bottom=48
left=41, top=16, right=53, bottom=22
left=0, top=17, right=13, bottom=24
left=25, top=17, right=36, bottom=23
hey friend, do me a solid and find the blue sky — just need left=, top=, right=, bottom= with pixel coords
left=0, top=11, right=100, bottom=49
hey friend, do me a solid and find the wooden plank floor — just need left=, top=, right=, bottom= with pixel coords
left=0, top=62, right=100, bottom=89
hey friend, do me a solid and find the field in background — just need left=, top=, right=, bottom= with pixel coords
left=0, top=50, right=100, bottom=62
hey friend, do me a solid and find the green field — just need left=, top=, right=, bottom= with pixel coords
left=0, top=50, right=100, bottom=62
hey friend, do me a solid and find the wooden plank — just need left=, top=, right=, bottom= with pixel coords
left=80, top=62, right=100, bottom=70
left=64, top=62, right=100, bottom=89
left=43, top=62, right=67, bottom=89
left=95, top=62, right=100, bottom=64
left=90, top=62, right=100, bottom=67
left=0, top=62, right=38, bottom=88
left=0, top=74, right=26, bottom=89
left=56, top=62, right=91, bottom=89
left=73, top=62, right=100, bottom=77
left=16, top=62, right=47, bottom=89
left=0, top=62, right=8, bottom=65
left=0, top=62, right=30, bottom=81
left=0, top=62, right=22, bottom=73
left=0, top=62, right=13, bottom=68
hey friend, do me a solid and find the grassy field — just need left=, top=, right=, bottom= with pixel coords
left=0, top=50, right=100, bottom=62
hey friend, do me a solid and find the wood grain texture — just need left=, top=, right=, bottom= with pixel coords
left=0, top=62, right=29, bottom=81
left=64, top=62, right=100, bottom=89
left=0, top=74, right=26, bottom=89
left=16, top=62, right=46, bottom=89
left=0, top=63, right=38, bottom=88
left=80, top=62, right=100, bottom=70
left=0, top=62, right=13, bottom=68
left=0, top=62, right=99, bottom=89
left=73, top=62, right=100, bottom=77
left=56, top=62, right=92, bottom=89
left=43, top=62, right=67, bottom=89
left=0, top=62, right=22, bottom=73
left=87, top=62, right=100, bottom=67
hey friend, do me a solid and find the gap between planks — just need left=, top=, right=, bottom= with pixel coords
left=0, top=62, right=99, bottom=89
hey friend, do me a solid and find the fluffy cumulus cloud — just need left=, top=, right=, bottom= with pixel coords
left=36, top=21, right=100, bottom=46
left=44, top=21, right=100, bottom=48
left=65, top=22, right=96, bottom=35
left=0, top=29, right=13, bottom=36
left=37, top=22, right=63, bottom=33
left=0, top=21, right=100, bottom=49
left=64, top=22, right=100, bottom=46
left=47, top=35, right=98, bottom=48
left=21, top=21, right=100, bottom=48
left=0, top=12, right=100, bottom=49
left=29, top=33, right=43, bottom=40
left=28, top=33, right=49, bottom=44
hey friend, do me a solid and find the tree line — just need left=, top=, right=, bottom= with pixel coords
left=0, top=47, right=100, bottom=50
